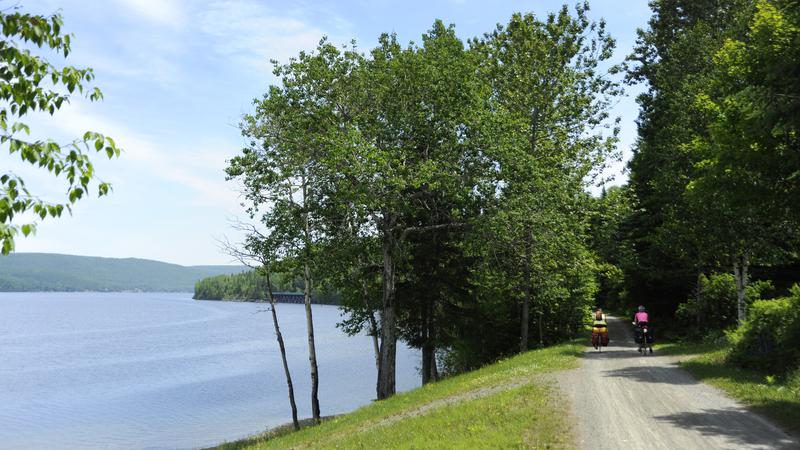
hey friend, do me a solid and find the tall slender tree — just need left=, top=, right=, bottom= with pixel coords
left=228, top=47, right=342, bottom=419
left=221, top=230, right=300, bottom=431
left=353, top=23, right=483, bottom=398
left=475, top=4, right=620, bottom=351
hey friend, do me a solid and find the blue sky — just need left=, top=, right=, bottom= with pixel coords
left=6, top=0, right=652, bottom=265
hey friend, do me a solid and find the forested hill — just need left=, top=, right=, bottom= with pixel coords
left=0, top=253, right=246, bottom=292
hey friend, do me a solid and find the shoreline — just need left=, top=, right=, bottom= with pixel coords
left=209, top=415, right=341, bottom=449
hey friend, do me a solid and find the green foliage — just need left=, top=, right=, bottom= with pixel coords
left=0, top=7, right=120, bottom=254
left=728, top=285, right=800, bottom=375
left=676, top=273, right=773, bottom=335
left=395, top=221, right=471, bottom=367
left=194, top=270, right=295, bottom=300
left=589, top=186, right=635, bottom=310
left=692, top=0, right=800, bottom=226
left=681, top=0, right=800, bottom=274
left=622, top=0, right=753, bottom=315
left=445, top=4, right=620, bottom=367
left=229, top=6, right=621, bottom=390
left=620, top=0, right=800, bottom=323
left=0, top=253, right=244, bottom=291
left=595, top=262, right=625, bottom=308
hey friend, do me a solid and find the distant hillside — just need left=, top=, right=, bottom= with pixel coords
left=0, top=253, right=246, bottom=292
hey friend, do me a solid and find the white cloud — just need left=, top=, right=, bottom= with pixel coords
left=113, top=0, right=186, bottom=28
left=75, top=45, right=182, bottom=88
left=7, top=101, right=248, bottom=264
left=198, top=0, right=353, bottom=71
left=25, top=102, right=240, bottom=209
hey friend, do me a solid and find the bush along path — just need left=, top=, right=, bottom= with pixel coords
left=558, top=316, right=798, bottom=450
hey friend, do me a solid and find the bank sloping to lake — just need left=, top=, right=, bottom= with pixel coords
left=214, top=340, right=583, bottom=449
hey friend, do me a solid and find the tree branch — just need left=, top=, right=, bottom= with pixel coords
left=400, top=222, right=467, bottom=241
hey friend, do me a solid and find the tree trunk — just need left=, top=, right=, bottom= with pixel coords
left=538, top=310, right=544, bottom=348
left=430, top=351, right=439, bottom=381
left=377, top=304, right=397, bottom=400
left=695, top=271, right=704, bottom=327
left=422, top=344, right=437, bottom=384
left=733, top=253, right=749, bottom=325
left=520, top=227, right=532, bottom=353
left=377, top=214, right=397, bottom=400
left=351, top=215, right=381, bottom=374
left=301, top=180, right=321, bottom=422
left=421, top=299, right=437, bottom=385
left=362, top=279, right=381, bottom=373
left=421, top=338, right=439, bottom=384
left=522, top=109, right=539, bottom=352
left=265, top=271, right=299, bottom=430
left=303, top=260, right=321, bottom=421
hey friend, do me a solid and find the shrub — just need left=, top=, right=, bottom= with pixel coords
left=675, top=273, right=772, bottom=336
left=727, top=285, right=800, bottom=376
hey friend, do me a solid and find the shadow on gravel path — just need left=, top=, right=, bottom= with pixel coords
left=654, top=407, right=798, bottom=449
left=557, top=316, right=798, bottom=450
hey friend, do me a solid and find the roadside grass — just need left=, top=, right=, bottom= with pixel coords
left=214, top=340, right=583, bottom=449
left=659, top=341, right=800, bottom=436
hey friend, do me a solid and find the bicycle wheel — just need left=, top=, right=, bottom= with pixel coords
left=642, top=331, right=649, bottom=356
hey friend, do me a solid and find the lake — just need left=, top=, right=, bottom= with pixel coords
left=0, top=292, right=421, bottom=449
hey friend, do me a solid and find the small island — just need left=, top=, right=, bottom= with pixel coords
left=193, top=270, right=339, bottom=304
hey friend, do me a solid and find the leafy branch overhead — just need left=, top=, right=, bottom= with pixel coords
left=0, top=8, right=120, bottom=254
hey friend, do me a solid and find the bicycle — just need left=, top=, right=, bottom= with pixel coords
left=592, top=326, right=607, bottom=352
left=634, top=323, right=653, bottom=355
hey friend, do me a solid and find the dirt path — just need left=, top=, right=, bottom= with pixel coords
left=558, top=316, right=798, bottom=449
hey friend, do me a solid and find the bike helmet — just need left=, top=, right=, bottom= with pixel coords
left=638, top=305, right=646, bottom=312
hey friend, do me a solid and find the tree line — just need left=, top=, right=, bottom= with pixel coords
left=226, top=3, right=620, bottom=423
left=593, top=0, right=799, bottom=373
left=193, top=269, right=339, bottom=304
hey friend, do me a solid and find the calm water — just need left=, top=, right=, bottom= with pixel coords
left=0, top=293, right=420, bottom=449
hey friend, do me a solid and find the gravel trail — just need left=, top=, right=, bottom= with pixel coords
left=558, top=316, right=798, bottom=449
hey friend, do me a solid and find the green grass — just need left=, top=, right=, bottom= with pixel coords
left=214, top=341, right=583, bottom=449
left=659, top=340, right=800, bottom=436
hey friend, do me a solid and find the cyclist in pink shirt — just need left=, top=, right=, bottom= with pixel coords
left=633, top=305, right=653, bottom=353
left=633, top=305, right=649, bottom=325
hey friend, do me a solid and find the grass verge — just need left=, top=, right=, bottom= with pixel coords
left=658, top=340, right=800, bottom=436
left=214, top=340, right=583, bottom=449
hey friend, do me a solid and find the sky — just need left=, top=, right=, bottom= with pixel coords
left=5, top=0, right=652, bottom=265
